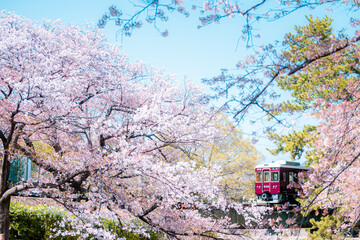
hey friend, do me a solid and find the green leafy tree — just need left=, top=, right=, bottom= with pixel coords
left=266, top=15, right=359, bottom=163
left=265, top=15, right=360, bottom=235
left=188, top=114, right=262, bottom=201
left=268, top=125, right=317, bottom=162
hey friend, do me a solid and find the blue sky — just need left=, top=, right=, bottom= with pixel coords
left=1, top=0, right=357, bottom=162
left=1, top=0, right=314, bottom=83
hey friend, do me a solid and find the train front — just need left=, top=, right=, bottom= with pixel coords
left=255, top=163, right=281, bottom=204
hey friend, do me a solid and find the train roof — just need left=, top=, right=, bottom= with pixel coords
left=255, top=160, right=311, bottom=170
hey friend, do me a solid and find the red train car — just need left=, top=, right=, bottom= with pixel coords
left=255, top=161, right=310, bottom=204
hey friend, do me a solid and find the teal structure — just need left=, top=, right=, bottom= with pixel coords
left=8, top=157, right=38, bottom=185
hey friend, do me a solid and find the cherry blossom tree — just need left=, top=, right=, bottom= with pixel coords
left=0, top=11, right=264, bottom=239
left=100, top=0, right=360, bottom=235
left=298, top=90, right=360, bottom=236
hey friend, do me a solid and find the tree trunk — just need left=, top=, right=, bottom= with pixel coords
left=0, top=152, right=11, bottom=240
left=0, top=198, right=10, bottom=240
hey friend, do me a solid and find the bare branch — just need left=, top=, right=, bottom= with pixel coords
left=234, top=33, right=360, bottom=119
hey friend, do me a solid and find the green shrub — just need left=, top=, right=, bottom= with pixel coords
left=308, top=215, right=346, bottom=240
left=9, top=201, right=160, bottom=240
left=10, top=201, right=72, bottom=240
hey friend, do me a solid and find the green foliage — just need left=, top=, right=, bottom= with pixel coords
left=9, top=201, right=72, bottom=240
left=102, top=219, right=160, bottom=240
left=278, top=14, right=358, bottom=109
left=267, top=15, right=359, bottom=162
left=308, top=215, right=346, bottom=240
left=9, top=201, right=160, bottom=240
left=278, top=15, right=341, bottom=107
left=284, top=15, right=334, bottom=66
left=267, top=125, right=317, bottom=161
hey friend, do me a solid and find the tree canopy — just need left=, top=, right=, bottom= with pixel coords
left=2, top=0, right=360, bottom=237
left=0, top=11, right=258, bottom=239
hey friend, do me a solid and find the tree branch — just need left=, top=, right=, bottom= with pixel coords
left=305, top=150, right=360, bottom=212
left=0, top=169, right=90, bottom=203
left=234, top=33, right=360, bottom=119
left=0, top=130, right=6, bottom=146
left=139, top=203, right=158, bottom=217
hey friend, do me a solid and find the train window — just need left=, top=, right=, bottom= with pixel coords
left=255, top=172, right=262, bottom=182
left=264, top=171, right=270, bottom=182
left=289, top=172, right=294, bottom=182
left=282, top=172, right=286, bottom=182
left=271, top=172, right=279, bottom=182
